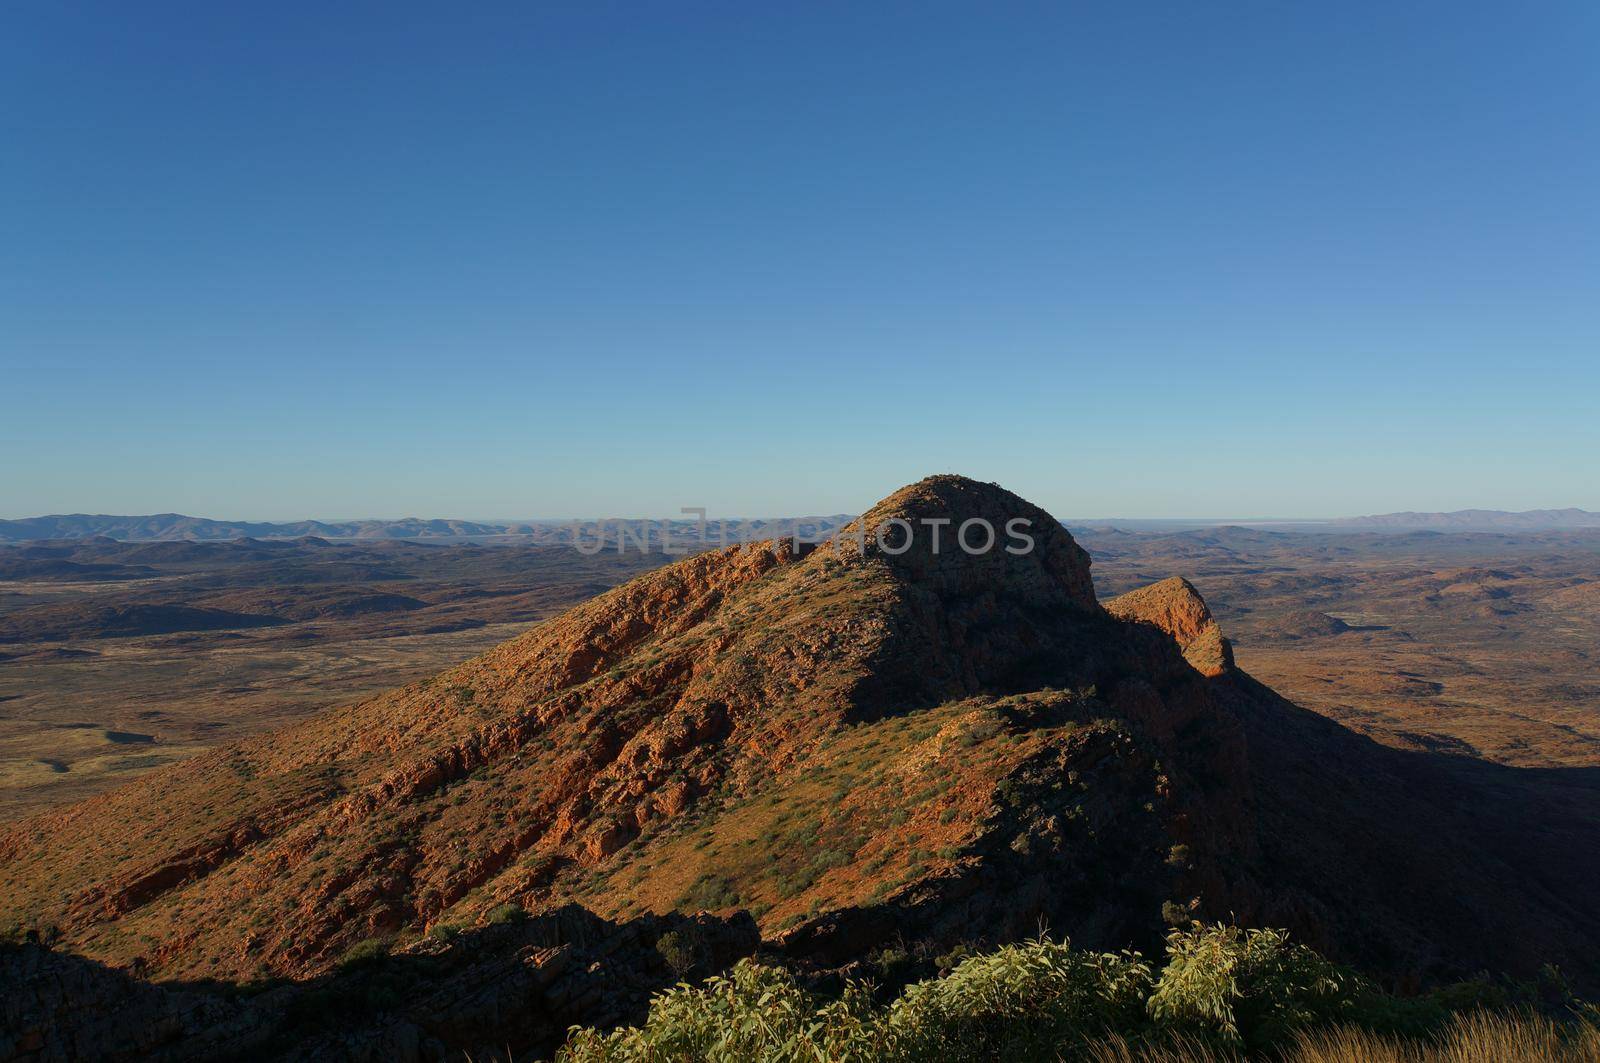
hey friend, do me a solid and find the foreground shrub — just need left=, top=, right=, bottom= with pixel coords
left=1147, top=924, right=1355, bottom=1048
left=557, top=960, right=832, bottom=1062
left=557, top=940, right=1152, bottom=1062
left=883, top=939, right=1152, bottom=1058
left=556, top=926, right=1596, bottom=1062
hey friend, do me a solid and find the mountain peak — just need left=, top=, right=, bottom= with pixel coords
left=844, top=475, right=1096, bottom=610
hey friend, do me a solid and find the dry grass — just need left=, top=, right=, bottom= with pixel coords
left=1086, top=1011, right=1600, bottom=1062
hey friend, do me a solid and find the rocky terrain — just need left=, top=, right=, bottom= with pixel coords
left=3, top=476, right=1597, bottom=1061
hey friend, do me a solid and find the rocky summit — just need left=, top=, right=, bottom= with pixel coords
left=3, top=476, right=1598, bottom=1061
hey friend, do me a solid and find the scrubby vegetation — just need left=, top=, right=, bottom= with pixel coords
left=556, top=924, right=1597, bottom=1062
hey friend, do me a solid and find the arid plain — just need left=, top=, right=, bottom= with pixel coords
left=1087, top=525, right=1600, bottom=772
left=3, top=520, right=1596, bottom=819
left=0, top=539, right=660, bottom=814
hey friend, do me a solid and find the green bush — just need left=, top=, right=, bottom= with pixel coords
left=678, top=873, right=738, bottom=911
left=1146, top=924, right=1355, bottom=1048
left=556, top=939, right=1151, bottom=1062
left=655, top=928, right=699, bottom=979
left=485, top=903, right=527, bottom=925
left=884, top=938, right=1152, bottom=1058
left=337, top=936, right=390, bottom=970
left=555, top=925, right=1594, bottom=1062
left=558, top=960, right=841, bottom=1062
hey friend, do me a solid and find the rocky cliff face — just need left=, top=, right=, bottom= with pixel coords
left=3, top=475, right=1597, bottom=1061
left=1104, top=576, right=1235, bottom=677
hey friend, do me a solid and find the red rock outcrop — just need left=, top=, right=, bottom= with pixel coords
left=1104, top=576, right=1235, bottom=677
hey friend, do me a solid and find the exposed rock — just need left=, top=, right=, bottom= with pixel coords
left=1104, top=576, right=1235, bottom=677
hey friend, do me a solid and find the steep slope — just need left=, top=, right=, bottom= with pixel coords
left=3, top=476, right=1598, bottom=1059
left=4, top=477, right=1185, bottom=980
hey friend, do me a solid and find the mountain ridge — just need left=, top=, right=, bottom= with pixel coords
left=3, top=475, right=1597, bottom=1059
left=7, top=505, right=1600, bottom=543
left=0, top=513, right=855, bottom=543
left=1331, top=507, right=1600, bottom=529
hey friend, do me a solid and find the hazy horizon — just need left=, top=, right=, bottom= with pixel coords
left=3, top=499, right=1597, bottom=527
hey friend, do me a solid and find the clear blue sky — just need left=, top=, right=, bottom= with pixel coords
left=4, top=2, right=1597, bottom=520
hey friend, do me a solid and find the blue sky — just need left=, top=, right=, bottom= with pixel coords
left=4, top=2, right=1597, bottom=520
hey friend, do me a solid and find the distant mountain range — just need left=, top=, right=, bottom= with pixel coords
left=2, top=507, right=1597, bottom=542
left=0, top=512, right=854, bottom=544
left=1331, top=507, right=1600, bottom=530
left=0, top=513, right=514, bottom=542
